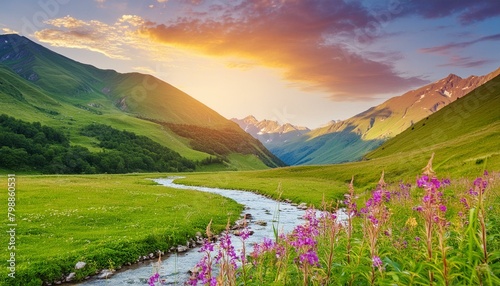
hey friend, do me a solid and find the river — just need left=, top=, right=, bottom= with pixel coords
left=78, top=177, right=307, bottom=285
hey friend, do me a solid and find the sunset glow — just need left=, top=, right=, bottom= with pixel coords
left=1, top=0, right=499, bottom=127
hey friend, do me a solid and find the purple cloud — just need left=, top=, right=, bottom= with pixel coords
left=420, top=33, right=500, bottom=54
left=438, top=55, right=491, bottom=68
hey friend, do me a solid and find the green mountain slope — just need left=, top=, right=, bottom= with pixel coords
left=176, top=74, right=500, bottom=204
left=365, top=73, right=500, bottom=173
left=272, top=68, right=500, bottom=165
left=0, top=34, right=284, bottom=170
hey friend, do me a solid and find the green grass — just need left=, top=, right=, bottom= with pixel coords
left=0, top=173, right=243, bottom=285
left=174, top=143, right=497, bottom=208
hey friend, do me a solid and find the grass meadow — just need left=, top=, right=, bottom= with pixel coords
left=0, top=174, right=242, bottom=285
left=1, top=143, right=498, bottom=285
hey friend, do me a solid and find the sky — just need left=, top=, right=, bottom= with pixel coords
left=1, top=0, right=500, bottom=128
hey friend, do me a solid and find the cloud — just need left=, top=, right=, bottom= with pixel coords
left=420, top=33, right=500, bottom=55
left=404, top=0, right=500, bottom=24
left=35, top=15, right=148, bottom=60
left=142, top=0, right=427, bottom=100
left=438, top=55, right=491, bottom=68
left=2, top=27, right=18, bottom=34
left=419, top=33, right=500, bottom=69
left=133, top=66, right=157, bottom=74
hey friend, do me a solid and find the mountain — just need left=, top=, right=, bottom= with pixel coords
left=365, top=71, right=500, bottom=176
left=270, top=67, right=500, bottom=165
left=231, top=115, right=310, bottom=149
left=0, top=34, right=285, bottom=170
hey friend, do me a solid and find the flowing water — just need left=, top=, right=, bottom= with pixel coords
left=78, top=177, right=307, bottom=285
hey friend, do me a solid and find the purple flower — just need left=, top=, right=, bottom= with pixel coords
left=442, top=179, right=451, bottom=186
left=417, top=175, right=429, bottom=188
left=368, top=215, right=379, bottom=226
left=439, top=205, right=447, bottom=212
left=148, top=272, right=160, bottom=286
left=239, top=228, right=251, bottom=241
left=372, top=190, right=382, bottom=204
left=423, top=195, right=431, bottom=203
left=200, top=241, right=214, bottom=252
left=299, top=249, right=319, bottom=266
left=468, top=188, right=479, bottom=196
left=473, top=178, right=482, bottom=187
left=431, top=178, right=441, bottom=189
left=414, top=206, right=423, bottom=212
left=484, top=170, right=489, bottom=176
left=372, top=255, right=383, bottom=268
left=415, top=236, right=421, bottom=242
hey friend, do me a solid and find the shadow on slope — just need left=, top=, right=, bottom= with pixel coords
left=270, top=125, right=384, bottom=165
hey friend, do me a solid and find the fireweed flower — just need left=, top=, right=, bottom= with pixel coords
left=148, top=272, right=159, bottom=286
left=239, top=228, right=251, bottom=241
left=463, top=174, right=491, bottom=263
left=372, top=255, right=383, bottom=269
left=299, top=249, right=319, bottom=266
left=361, top=172, right=392, bottom=284
left=414, top=154, right=451, bottom=284
left=215, top=231, right=238, bottom=270
left=250, top=237, right=278, bottom=262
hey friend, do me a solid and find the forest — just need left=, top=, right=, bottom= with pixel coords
left=0, top=114, right=196, bottom=173
left=164, top=122, right=282, bottom=167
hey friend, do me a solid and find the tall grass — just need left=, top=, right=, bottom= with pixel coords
left=184, top=157, right=500, bottom=285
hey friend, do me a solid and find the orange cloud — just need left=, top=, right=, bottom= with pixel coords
left=142, top=0, right=427, bottom=100
left=35, top=15, right=150, bottom=60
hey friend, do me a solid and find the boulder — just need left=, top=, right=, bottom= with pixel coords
left=297, top=203, right=308, bottom=210
left=97, top=269, right=115, bottom=279
left=177, top=245, right=189, bottom=253
left=75, top=261, right=86, bottom=270
left=233, top=229, right=254, bottom=236
left=65, top=272, right=76, bottom=282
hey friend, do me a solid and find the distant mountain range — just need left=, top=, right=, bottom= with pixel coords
left=0, top=34, right=285, bottom=171
left=237, top=67, right=500, bottom=165
left=231, top=115, right=310, bottom=149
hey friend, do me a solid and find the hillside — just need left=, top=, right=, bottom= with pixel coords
left=271, top=67, right=500, bottom=165
left=0, top=34, right=284, bottom=170
left=366, top=72, right=500, bottom=166
left=177, top=73, right=500, bottom=203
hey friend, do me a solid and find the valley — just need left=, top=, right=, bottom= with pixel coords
left=1, top=33, right=499, bottom=285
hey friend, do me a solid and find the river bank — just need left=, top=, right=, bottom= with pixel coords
left=77, top=177, right=307, bottom=285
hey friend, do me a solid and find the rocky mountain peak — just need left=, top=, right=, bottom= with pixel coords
left=242, top=115, right=259, bottom=124
left=231, top=116, right=311, bottom=147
